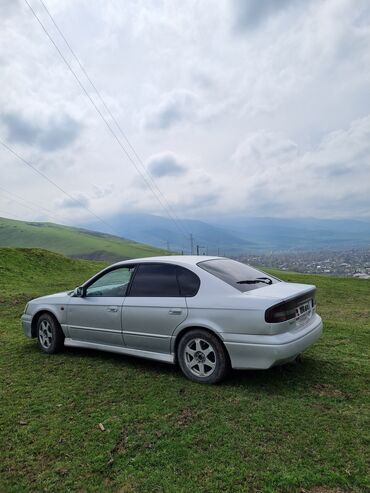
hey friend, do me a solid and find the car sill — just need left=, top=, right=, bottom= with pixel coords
left=64, top=338, right=175, bottom=364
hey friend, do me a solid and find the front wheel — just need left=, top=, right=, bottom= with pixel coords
left=37, top=313, right=64, bottom=354
left=177, top=329, right=229, bottom=384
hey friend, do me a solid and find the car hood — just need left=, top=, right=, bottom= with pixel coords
left=30, top=291, right=71, bottom=304
left=243, top=282, right=315, bottom=301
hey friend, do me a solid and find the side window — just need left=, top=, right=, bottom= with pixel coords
left=177, top=266, right=200, bottom=297
left=86, top=267, right=134, bottom=297
left=129, top=264, right=180, bottom=297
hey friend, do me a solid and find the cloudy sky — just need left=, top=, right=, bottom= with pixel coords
left=1, top=0, right=370, bottom=230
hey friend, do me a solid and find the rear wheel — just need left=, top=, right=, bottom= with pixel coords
left=37, top=313, right=64, bottom=354
left=177, top=329, right=229, bottom=384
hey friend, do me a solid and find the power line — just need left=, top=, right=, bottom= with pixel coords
left=0, top=139, right=119, bottom=235
left=0, top=185, right=94, bottom=230
left=190, top=233, right=194, bottom=255
left=0, top=191, right=59, bottom=222
left=0, top=184, right=65, bottom=222
left=24, top=0, right=189, bottom=242
left=38, top=0, right=189, bottom=240
left=0, top=209, right=26, bottom=221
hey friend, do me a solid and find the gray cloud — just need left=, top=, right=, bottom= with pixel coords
left=1, top=112, right=81, bottom=151
left=147, top=152, right=187, bottom=178
left=232, top=131, right=298, bottom=174
left=1, top=0, right=20, bottom=18
left=92, top=184, right=115, bottom=199
left=184, top=192, right=219, bottom=209
left=143, top=90, right=198, bottom=130
left=228, top=115, right=370, bottom=218
left=232, top=0, right=296, bottom=31
left=58, top=193, right=90, bottom=209
left=321, top=163, right=354, bottom=178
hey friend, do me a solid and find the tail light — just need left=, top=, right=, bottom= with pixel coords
left=265, top=290, right=316, bottom=323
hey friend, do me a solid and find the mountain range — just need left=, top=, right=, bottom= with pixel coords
left=87, top=213, right=370, bottom=255
left=1, top=214, right=369, bottom=262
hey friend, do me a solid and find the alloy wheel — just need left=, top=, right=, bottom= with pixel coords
left=38, top=320, right=53, bottom=349
left=184, top=337, right=217, bottom=377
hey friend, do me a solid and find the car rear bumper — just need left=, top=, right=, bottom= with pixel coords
left=223, top=314, right=323, bottom=369
left=21, top=314, right=33, bottom=338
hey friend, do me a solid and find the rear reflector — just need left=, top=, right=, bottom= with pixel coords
left=265, top=289, right=316, bottom=323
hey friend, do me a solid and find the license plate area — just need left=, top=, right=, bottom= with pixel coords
left=295, top=299, right=313, bottom=321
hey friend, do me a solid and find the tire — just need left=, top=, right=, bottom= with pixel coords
left=177, top=329, right=229, bottom=384
left=37, top=313, right=65, bottom=354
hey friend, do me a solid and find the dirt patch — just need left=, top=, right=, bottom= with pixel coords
left=176, top=407, right=197, bottom=427
left=313, top=383, right=348, bottom=399
left=108, top=428, right=129, bottom=465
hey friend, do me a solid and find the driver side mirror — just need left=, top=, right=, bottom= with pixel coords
left=73, top=286, right=85, bottom=297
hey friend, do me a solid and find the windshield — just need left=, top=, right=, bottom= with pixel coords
left=197, top=258, right=281, bottom=292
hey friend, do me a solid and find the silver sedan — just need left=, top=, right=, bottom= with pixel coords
left=21, top=256, right=322, bottom=383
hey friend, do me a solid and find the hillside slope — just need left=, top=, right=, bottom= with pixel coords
left=0, top=248, right=106, bottom=299
left=0, top=216, right=168, bottom=261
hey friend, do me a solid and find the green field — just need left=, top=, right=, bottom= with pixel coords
left=0, top=216, right=168, bottom=261
left=0, top=248, right=369, bottom=493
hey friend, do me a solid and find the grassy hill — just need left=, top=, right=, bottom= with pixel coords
left=0, top=216, right=168, bottom=261
left=0, top=249, right=369, bottom=492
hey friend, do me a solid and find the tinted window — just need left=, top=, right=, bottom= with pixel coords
left=86, top=267, right=134, bottom=297
left=129, top=264, right=180, bottom=297
left=177, top=266, right=200, bottom=297
left=198, top=259, right=280, bottom=293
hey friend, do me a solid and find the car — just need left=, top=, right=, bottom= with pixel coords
left=21, top=256, right=323, bottom=383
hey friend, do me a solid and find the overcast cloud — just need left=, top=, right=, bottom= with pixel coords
left=0, top=0, right=369, bottom=227
left=1, top=111, right=81, bottom=151
left=147, top=152, right=187, bottom=178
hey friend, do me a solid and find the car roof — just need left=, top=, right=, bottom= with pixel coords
left=111, top=255, right=223, bottom=268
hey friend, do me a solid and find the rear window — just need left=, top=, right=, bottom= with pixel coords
left=177, top=266, right=200, bottom=297
left=197, top=258, right=280, bottom=292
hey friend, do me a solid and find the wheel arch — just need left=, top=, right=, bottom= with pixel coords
left=31, top=310, right=62, bottom=338
left=172, top=325, right=231, bottom=365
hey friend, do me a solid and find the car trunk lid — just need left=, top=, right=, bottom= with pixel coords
left=242, top=282, right=315, bottom=301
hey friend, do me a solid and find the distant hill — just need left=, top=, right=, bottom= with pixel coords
left=209, top=216, right=370, bottom=251
left=0, top=217, right=168, bottom=261
left=91, top=213, right=258, bottom=255
left=89, top=213, right=370, bottom=254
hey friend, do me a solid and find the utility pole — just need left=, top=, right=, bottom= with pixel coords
left=196, top=244, right=205, bottom=255
left=190, top=234, right=194, bottom=255
left=166, top=240, right=171, bottom=252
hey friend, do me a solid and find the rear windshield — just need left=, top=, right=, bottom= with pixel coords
left=197, top=258, right=280, bottom=292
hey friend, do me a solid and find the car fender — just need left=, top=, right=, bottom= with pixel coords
left=170, top=318, right=225, bottom=354
left=31, top=304, right=67, bottom=336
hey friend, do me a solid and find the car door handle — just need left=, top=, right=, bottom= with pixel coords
left=168, top=309, right=183, bottom=315
left=107, top=306, right=119, bottom=312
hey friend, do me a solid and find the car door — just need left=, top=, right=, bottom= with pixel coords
left=122, top=263, right=188, bottom=354
left=67, top=266, right=135, bottom=346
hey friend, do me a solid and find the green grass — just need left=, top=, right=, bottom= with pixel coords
left=0, top=248, right=369, bottom=493
left=0, top=216, right=168, bottom=261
